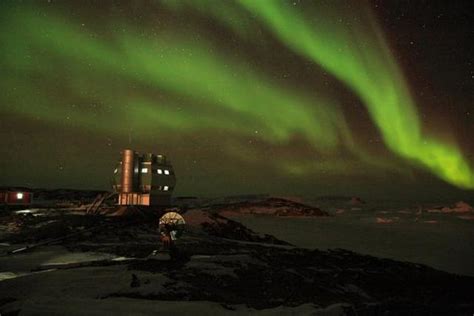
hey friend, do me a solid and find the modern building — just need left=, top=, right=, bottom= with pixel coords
left=112, top=149, right=176, bottom=206
left=0, top=187, right=33, bottom=205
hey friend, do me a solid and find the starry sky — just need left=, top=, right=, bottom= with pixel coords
left=1, top=0, right=473, bottom=200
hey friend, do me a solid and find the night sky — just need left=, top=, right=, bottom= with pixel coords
left=1, top=0, right=473, bottom=200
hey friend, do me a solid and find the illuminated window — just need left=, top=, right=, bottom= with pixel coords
left=141, top=168, right=148, bottom=173
left=157, top=169, right=163, bottom=174
left=163, top=186, right=169, bottom=191
left=164, top=170, right=170, bottom=175
left=17, top=192, right=24, bottom=199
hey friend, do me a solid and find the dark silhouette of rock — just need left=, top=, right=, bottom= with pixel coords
left=350, top=197, right=366, bottom=205
left=184, top=209, right=291, bottom=245
left=201, top=214, right=291, bottom=245
left=130, top=274, right=140, bottom=288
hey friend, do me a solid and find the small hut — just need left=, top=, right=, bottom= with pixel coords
left=0, top=187, right=33, bottom=205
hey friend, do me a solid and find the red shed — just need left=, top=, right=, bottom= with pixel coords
left=0, top=188, right=33, bottom=205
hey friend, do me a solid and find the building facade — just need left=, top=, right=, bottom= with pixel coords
left=113, top=149, right=176, bottom=206
left=0, top=188, right=33, bottom=205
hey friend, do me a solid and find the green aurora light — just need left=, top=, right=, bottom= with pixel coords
left=0, top=1, right=472, bottom=193
left=165, top=0, right=474, bottom=189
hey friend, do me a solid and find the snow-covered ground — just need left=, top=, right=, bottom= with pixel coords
left=1, top=199, right=474, bottom=315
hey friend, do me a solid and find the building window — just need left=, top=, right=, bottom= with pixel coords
left=141, top=168, right=148, bottom=173
left=17, top=192, right=24, bottom=199
left=163, top=186, right=169, bottom=191
left=157, top=169, right=163, bottom=174
left=164, top=170, right=170, bottom=175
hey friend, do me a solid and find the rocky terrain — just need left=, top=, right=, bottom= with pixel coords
left=205, top=197, right=329, bottom=217
left=0, top=193, right=474, bottom=315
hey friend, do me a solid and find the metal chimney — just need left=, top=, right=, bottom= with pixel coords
left=121, top=149, right=135, bottom=193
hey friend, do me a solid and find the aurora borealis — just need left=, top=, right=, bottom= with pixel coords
left=1, top=1, right=473, bottom=199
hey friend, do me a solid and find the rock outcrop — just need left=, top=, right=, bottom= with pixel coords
left=212, top=197, right=328, bottom=217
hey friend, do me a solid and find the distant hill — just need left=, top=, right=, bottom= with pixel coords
left=206, top=197, right=329, bottom=217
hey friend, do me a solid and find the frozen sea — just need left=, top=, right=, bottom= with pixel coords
left=228, top=199, right=474, bottom=277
